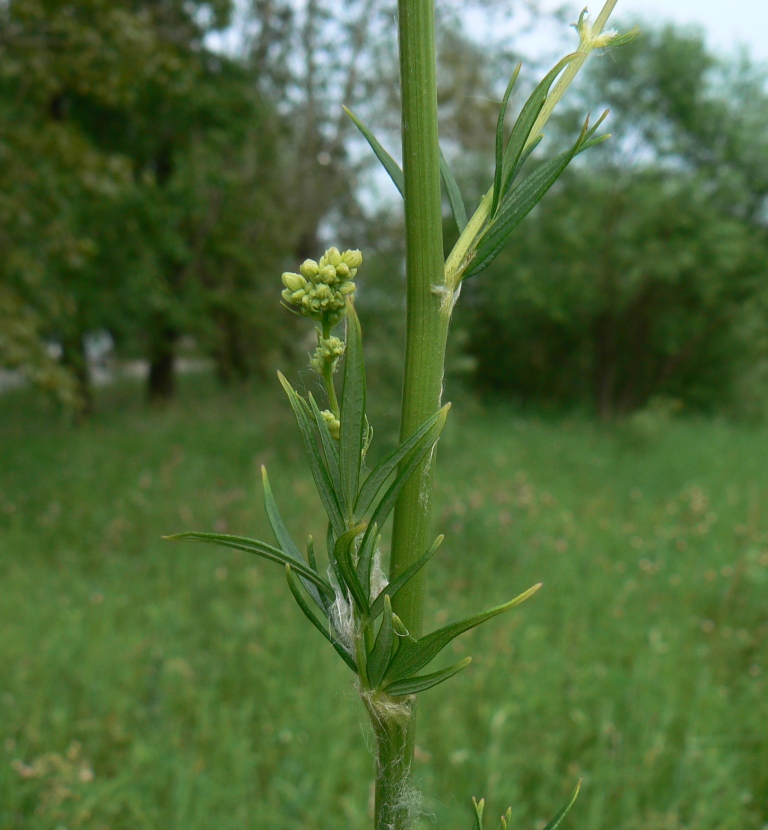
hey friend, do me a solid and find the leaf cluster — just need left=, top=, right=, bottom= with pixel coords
left=345, top=47, right=618, bottom=288
left=167, top=300, right=538, bottom=697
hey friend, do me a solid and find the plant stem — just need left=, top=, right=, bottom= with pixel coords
left=391, top=0, right=445, bottom=647
left=370, top=0, right=447, bottom=825
left=367, top=695, right=415, bottom=830
left=323, top=361, right=340, bottom=417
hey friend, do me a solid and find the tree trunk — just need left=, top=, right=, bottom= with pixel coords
left=147, top=319, right=177, bottom=403
left=214, top=311, right=251, bottom=386
left=592, top=312, right=616, bottom=421
left=60, top=328, right=94, bottom=417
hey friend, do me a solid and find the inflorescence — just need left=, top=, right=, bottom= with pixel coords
left=281, top=247, right=362, bottom=328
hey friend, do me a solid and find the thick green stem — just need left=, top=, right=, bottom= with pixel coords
left=367, top=694, right=416, bottom=830
left=370, top=0, right=447, bottom=826
left=391, top=0, right=445, bottom=649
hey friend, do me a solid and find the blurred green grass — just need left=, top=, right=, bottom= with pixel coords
left=1, top=377, right=766, bottom=829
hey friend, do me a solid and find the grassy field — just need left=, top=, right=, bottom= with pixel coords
left=1, top=376, right=766, bottom=830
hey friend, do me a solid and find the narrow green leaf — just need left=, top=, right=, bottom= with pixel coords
left=384, top=583, right=541, bottom=685
left=306, top=535, right=318, bottom=571
left=278, top=372, right=346, bottom=536
left=355, top=407, right=446, bottom=518
left=491, top=63, right=521, bottom=217
left=339, top=301, right=366, bottom=522
left=439, top=147, right=468, bottom=233
left=308, top=392, right=341, bottom=496
left=542, top=780, right=582, bottom=830
left=261, top=466, right=303, bottom=562
left=164, top=532, right=333, bottom=594
left=334, top=523, right=369, bottom=613
left=261, top=466, right=328, bottom=612
left=367, top=595, right=398, bottom=689
left=507, top=133, right=542, bottom=188
left=355, top=523, right=379, bottom=601
left=464, top=120, right=595, bottom=280
left=607, top=27, right=640, bottom=48
left=472, top=797, right=485, bottom=830
left=500, top=807, right=512, bottom=830
left=325, top=520, right=345, bottom=591
left=385, top=657, right=472, bottom=696
left=344, top=106, right=404, bottom=197
left=498, top=54, right=577, bottom=208
left=286, top=565, right=358, bottom=672
left=368, top=535, right=443, bottom=622
left=359, top=404, right=449, bottom=559
left=391, top=612, right=409, bottom=638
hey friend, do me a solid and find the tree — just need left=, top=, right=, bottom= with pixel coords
left=463, top=26, right=768, bottom=417
left=0, top=0, right=298, bottom=406
left=465, top=167, right=765, bottom=417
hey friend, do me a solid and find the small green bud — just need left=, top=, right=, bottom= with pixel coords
left=321, top=247, right=342, bottom=268
left=335, top=263, right=351, bottom=279
left=318, top=265, right=337, bottom=284
left=281, top=271, right=306, bottom=292
left=300, top=259, right=320, bottom=280
left=338, top=281, right=356, bottom=296
left=341, top=249, right=362, bottom=270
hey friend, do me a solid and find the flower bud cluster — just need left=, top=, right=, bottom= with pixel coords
left=320, top=409, right=341, bottom=440
left=311, top=334, right=345, bottom=375
left=281, top=247, right=362, bottom=326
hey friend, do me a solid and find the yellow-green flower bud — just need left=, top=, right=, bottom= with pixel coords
left=338, top=281, right=356, bottom=296
left=341, top=249, right=363, bottom=270
left=335, top=263, right=351, bottom=279
left=281, top=272, right=306, bottom=292
left=321, top=409, right=341, bottom=440
left=300, top=259, right=320, bottom=280
left=321, top=247, right=342, bottom=268
left=318, top=265, right=336, bottom=284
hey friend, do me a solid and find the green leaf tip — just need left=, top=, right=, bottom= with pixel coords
left=382, top=581, right=542, bottom=686
left=164, top=531, right=333, bottom=592
left=472, top=797, right=485, bottom=830
left=541, top=779, right=582, bottom=830
left=344, top=106, right=404, bottom=197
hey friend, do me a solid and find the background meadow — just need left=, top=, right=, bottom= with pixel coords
left=1, top=377, right=766, bottom=829
left=3, top=0, right=768, bottom=826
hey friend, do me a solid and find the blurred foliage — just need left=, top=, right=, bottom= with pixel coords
left=0, top=0, right=298, bottom=408
left=3, top=9, right=768, bottom=420
left=464, top=168, right=767, bottom=418
left=462, top=25, right=768, bottom=418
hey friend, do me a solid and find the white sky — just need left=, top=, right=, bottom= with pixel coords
left=591, top=0, right=768, bottom=62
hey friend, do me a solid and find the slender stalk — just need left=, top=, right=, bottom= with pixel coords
left=371, top=0, right=446, bottom=825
